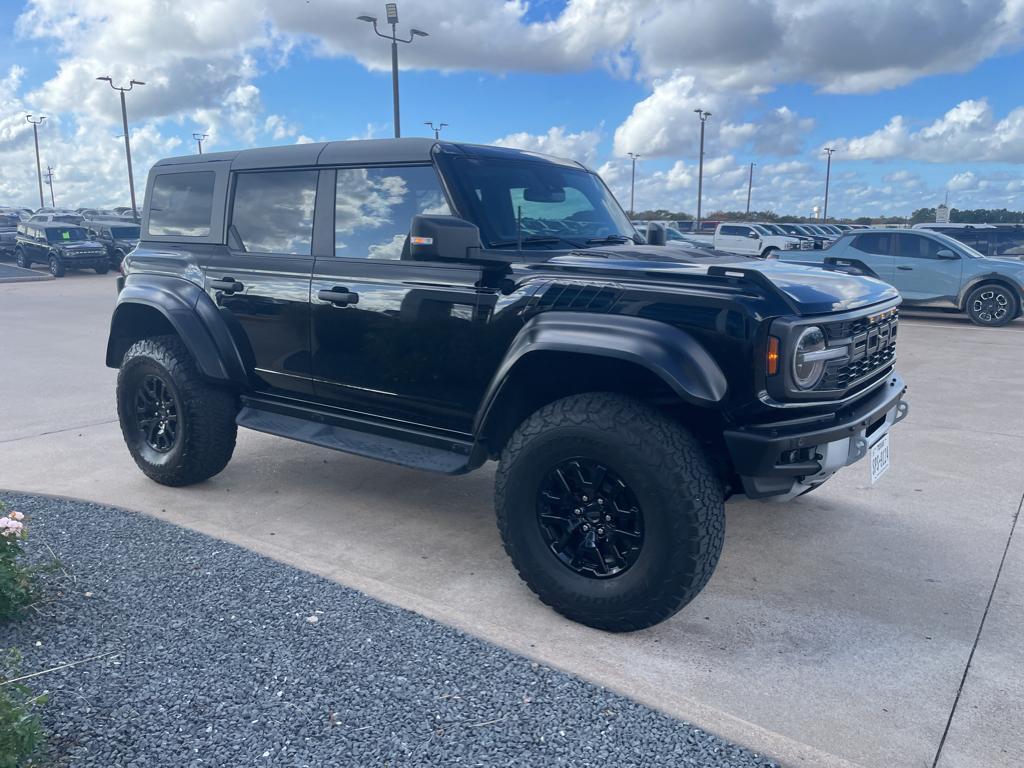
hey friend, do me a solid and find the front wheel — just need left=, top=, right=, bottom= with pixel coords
left=48, top=255, right=65, bottom=277
left=496, top=393, right=725, bottom=632
left=761, top=246, right=778, bottom=259
left=966, top=283, right=1018, bottom=327
left=14, top=248, right=30, bottom=269
left=94, top=264, right=109, bottom=274
left=117, top=335, right=238, bottom=486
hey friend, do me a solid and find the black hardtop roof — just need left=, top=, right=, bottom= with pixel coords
left=152, top=138, right=586, bottom=171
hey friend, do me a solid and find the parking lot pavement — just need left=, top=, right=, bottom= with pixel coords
left=2, top=275, right=1022, bottom=768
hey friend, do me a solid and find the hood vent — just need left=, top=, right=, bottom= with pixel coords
left=534, top=282, right=619, bottom=313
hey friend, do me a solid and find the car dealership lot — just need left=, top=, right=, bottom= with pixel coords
left=1, top=274, right=1022, bottom=768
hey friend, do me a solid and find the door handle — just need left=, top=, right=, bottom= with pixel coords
left=896, top=266, right=913, bottom=271
left=318, top=287, right=359, bottom=306
left=210, top=277, right=244, bottom=293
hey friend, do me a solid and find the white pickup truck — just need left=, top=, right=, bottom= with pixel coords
left=699, top=222, right=811, bottom=257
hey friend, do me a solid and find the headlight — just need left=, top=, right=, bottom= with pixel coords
left=784, top=241, right=798, bottom=249
left=793, top=326, right=827, bottom=390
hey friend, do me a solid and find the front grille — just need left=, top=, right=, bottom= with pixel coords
left=799, top=240, right=813, bottom=250
left=818, top=308, right=898, bottom=392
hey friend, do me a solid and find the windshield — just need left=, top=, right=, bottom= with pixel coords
left=752, top=224, right=772, bottom=235
left=932, top=230, right=984, bottom=258
left=46, top=227, right=87, bottom=243
left=111, top=226, right=140, bottom=239
left=444, top=157, right=636, bottom=249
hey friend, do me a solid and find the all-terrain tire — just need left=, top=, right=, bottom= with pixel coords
left=117, top=335, right=238, bottom=487
left=48, top=254, right=64, bottom=277
left=14, top=247, right=30, bottom=268
left=495, top=392, right=725, bottom=632
left=965, top=283, right=1018, bottom=327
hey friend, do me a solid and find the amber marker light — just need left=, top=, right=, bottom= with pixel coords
left=766, top=336, right=780, bottom=375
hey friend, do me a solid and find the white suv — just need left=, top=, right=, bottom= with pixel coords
left=713, top=222, right=810, bottom=258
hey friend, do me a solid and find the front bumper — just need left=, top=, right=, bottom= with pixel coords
left=59, top=252, right=108, bottom=269
left=724, top=373, right=909, bottom=500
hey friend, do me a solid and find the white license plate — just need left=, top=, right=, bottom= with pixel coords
left=869, top=434, right=890, bottom=485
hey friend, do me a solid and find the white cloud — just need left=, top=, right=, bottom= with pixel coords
left=493, top=126, right=603, bottom=166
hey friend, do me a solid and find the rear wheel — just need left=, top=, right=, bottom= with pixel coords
left=117, top=335, right=238, bottom=486
left=48, top=255, right=64, bottom=277
left=496, top=392, right=725, bottom=632
left=14, top=248, right=30, bottom=268
left=966, top=283, right=1018, bottom=327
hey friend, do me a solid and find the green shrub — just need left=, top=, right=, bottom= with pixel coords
left=0, top=649, right=46, bottom=768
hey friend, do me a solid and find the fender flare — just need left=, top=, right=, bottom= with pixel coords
left=956, top=273, right=1024, bottom=310
left=106, top=275, right=248, bottom=386
left=473, top=312, right=728, bottom=435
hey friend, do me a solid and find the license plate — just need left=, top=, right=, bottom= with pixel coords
left=869, top=434, right=890, bottom=485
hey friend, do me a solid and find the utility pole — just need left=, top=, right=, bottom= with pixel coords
left=97, top=76, right=145, bottom=222
left=424, top=121, right=448, bottom=139
left=192, top=132, right=208, bottom=154
left=823, top=147, right=835, bottom=222
left=25, top=115, right=46, bottom=209
left=694, top=109, right=712, bottom=230
left=358, top=4, right=429, bottom=138
left=44, top=165, right=55, bottom=207
left=746, top=162, right=755, bottom=216
left=627, top=152, right=641, bottom=218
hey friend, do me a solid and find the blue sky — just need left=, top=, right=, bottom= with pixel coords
left=1, top=0, right=1022, bottom=218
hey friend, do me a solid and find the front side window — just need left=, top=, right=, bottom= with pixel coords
left=851, top=233, right=893, bottom=256
left=895, top=233, right=946, bottom=259
left=334, top=165, right=450, bottom=260
left=443, top=157, right=634, bottom=249
left=231, top=170, right=317, bottom=255
left=148, top=171, right=215, bottom=237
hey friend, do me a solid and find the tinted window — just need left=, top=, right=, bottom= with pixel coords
left=895, top=233, right=946, bottom=259
left=111, top=226, right=140, bottom=239
left=230, top=171, right=317, bottom=255
left=994, top=230, right=1024, bottom=256
left=720, top=225, right=751, bottom=237
left=148, top=171, right=215, bottom=237
left=851, top=233, right=893, bottom=256
left=334, top=166, right=450, bottom=259
left=46, top=227, right=87, bottom=242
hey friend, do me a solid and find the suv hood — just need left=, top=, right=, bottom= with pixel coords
left=59, top=240, right=105, bottom=252
left=544, top=244, right=899, bottom=315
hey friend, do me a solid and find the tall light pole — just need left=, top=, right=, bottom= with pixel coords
left=192, top=132, right=208, bottom=154
left=25, top=115, right=46, bottom=209
left=627, top=152, right=641, bottom=218
left=746, top=162, right=755, bottom=216
left=823, top=147, right=835, bottom=222
left=97, top=76, right=145, bottom=222
left=44, top=165, right=55, bottom=207
left=694, top=109, right=711, bottom=230
left=424, top=121, right=448, bottom=139
left=358, top=4, right=429, bottom=138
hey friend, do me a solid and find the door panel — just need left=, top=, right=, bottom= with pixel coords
left=891, top=233, right=963, bottom=304
left=847, top=232, right=895, bottom=282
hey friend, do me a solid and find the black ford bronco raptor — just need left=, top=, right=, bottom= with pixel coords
left=107, top=139, right=908, bottom=631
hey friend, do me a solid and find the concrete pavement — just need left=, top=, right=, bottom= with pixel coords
left=2, top=274, right=1022, bottom=768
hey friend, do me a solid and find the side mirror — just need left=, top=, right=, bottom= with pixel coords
left=936, top=249, right=959, bottom=260
left=748, top=231, right=760, bottom=238
left=645, top=222, right=667, bottom=246
left=409, top=215, right=481, bottom=260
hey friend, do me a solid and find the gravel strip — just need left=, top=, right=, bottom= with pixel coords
left=0, top=492, right=779, bottom=768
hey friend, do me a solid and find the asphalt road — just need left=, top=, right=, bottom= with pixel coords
left=1, top=273, right=1022, bottom=768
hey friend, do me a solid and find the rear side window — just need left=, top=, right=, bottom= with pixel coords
left=851, top=233, right=893, bottom=256
left=895, top=233, right=945, bottom=259
left=230, top=170, right=318, bottom=255
left=148, top=171, right=215, bottom=237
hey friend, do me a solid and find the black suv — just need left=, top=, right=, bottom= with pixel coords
left=85, top=220, right=140, bottom=268
left=106, top=139, right=909, bottom=631
left=15, top=222, right=109, bottom=276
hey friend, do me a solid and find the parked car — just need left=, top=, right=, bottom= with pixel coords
left=79, top=208, right=122, bottom=220
left=0, top=208, right=21, bottom=255
left=85, top=220, right=140, bottom=268
left=780, top=227, right=1024, bottom=326
left=107, top=138, right=908, bottom=631
left=14, top=222, right=109, bottom=276
left=710, top=222, right=810, bottom=257
left=777, top=223, right=831, bottom=249
left=913, top=223, right=1024, bottom=260
left=760, top=222, right=817, bottom=247
left=29, top=211, right=84, bottom=226
left=634, top=222, right=716, bottom=251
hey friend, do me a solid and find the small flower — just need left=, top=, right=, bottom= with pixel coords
left=0, top=517, right=10, bottom=529
left=9, top=510, right=24, bottom=521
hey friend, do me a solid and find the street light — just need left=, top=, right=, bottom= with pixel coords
left=357, top=4, right=428, bottom=138
left=97, top=76, right=145, bottom=222
left=746, top=162, right=755, bottom=216
left=627, top=152, right=641, bottom=218
left=424, top=121, right=448, bottom=139
left=192, top=132, right=209, bottom=154
left=694, top=109, right=711, bottom=230
left=822, top=147, right=836, bottom=221
left=25, top=115, right=46, bottom=209
left=44, top=165, right=56, bottom=207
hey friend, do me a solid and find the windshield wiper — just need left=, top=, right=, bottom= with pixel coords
left=489, top=235, right=583, bottom=249
left=586, top=234, right=636, bottom=245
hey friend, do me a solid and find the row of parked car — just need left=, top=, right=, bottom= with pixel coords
left=0, top=205, right=139, bottom=277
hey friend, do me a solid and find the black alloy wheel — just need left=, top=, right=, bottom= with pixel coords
left=133, top=374, right=180, bottom=453
left=537, top=458, right=643, bottom=579
left=15, top=248, right=29, bottom=268
left=48, top=254, right=64, bottom=277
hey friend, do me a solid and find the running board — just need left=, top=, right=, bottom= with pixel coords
left=236, top=404, right=475, bottom=475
